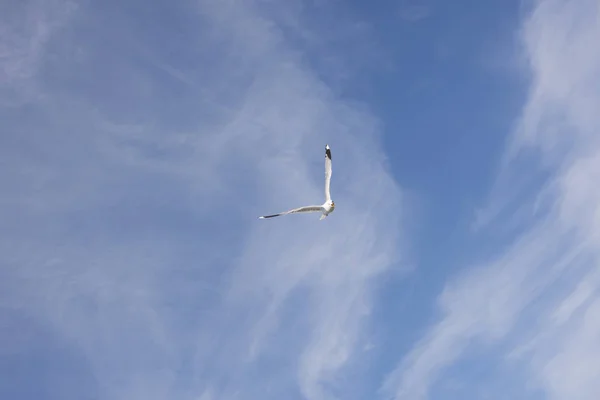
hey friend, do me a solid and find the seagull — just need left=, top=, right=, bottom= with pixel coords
left=259, top=144, right=335, bottom=220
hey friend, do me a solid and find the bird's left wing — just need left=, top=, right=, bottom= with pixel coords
left=259, top=205, right=323, bottom=219
left=324, top=144, right=332, bottom=202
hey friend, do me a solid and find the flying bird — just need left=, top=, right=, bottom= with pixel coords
left=259, top=144, right=335, bottom=220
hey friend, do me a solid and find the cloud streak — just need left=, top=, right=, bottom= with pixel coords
left=381, top=0, right=600, bottom=399
left=1, top=1, right=405, bottom=400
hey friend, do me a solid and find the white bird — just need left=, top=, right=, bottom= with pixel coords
left=259, top=144, right=335, bottom=220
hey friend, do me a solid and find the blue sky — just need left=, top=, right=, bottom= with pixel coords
left=2, top=0, right=600, bottom=399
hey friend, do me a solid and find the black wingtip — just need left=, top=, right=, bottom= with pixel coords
left=259, top=214, right=280, bottom=219
left=325, top=144, right=331, bottom=160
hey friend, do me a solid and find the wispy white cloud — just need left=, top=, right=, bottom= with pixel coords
left=1, top=1, right=405, bottom=400
left=0, top=0, right=76, bottom=105
left=381, top=0, right=600, bottom=399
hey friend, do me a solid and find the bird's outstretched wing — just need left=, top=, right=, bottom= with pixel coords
left=259, top=205, right=323, bottom=219
left=324, top=144, right=332, bottom=202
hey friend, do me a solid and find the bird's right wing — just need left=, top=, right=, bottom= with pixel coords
left=324, top=144, right=332, bottom=202
left=259, top=205, right=323, bottom=219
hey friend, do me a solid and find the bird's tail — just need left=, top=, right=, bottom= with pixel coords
left=319, top=214, right=327, bottom=220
